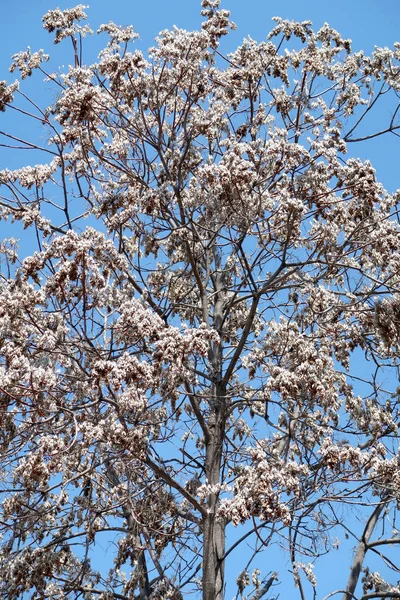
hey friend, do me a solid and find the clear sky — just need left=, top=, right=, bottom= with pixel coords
left=1, top=0, right=400, bottom=189
left=1, top=1, right=400, bottom=598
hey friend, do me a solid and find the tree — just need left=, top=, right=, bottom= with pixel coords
left=1, top=1, right=400, bottom=598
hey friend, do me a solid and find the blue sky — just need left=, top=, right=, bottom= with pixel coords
left=1, top=0, right=400, bottom=189
left=1, top=1, right=400, bottom=598
left=2, top=0, right=400, bottom=54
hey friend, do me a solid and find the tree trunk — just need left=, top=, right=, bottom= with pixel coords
left=203, top=412, right=225, bottom=600
left=202, top=247, right=227, bottom=600
left=203, top=404, right=226, bottom=600
left=203, top=509, right=225, bottom=600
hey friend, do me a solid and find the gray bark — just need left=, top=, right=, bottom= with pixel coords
left=203, top=256, right=227, bottom=600
left=342, top=502, right=386, bottom=600
left=203, top=399, right=226, bottom=600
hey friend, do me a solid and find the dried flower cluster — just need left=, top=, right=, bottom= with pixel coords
left=0, top=1, right=400, bottom=599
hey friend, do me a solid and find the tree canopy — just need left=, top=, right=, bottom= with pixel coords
left=1, top=2, right=400, bottom=599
